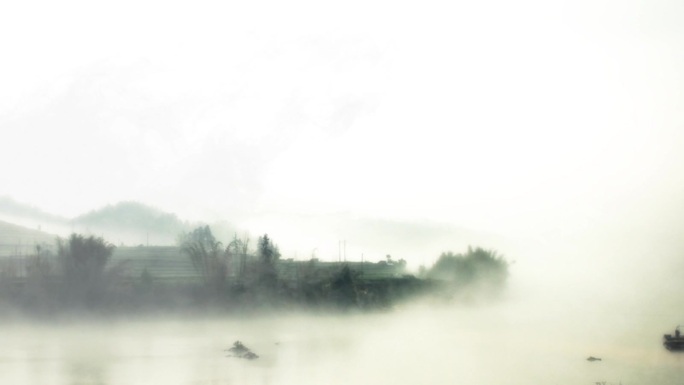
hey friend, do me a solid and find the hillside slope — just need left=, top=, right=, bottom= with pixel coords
left=0, top=220, right=58, bottom=256
left=72, top=201, right=192, bottom=246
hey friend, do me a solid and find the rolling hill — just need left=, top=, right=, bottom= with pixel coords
left=72, top=201, right=192, bottom=245
left=0, top=198, right=195, bottom=246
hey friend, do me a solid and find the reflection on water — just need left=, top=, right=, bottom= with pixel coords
left=1, top=300, right=682, bottom=385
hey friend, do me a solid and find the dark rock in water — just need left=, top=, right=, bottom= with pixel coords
left=587, top=356, right=602, bottom=362
left=226, top=341, right=259, bottom=360
left=228, top=341, right=249, bottom=355
left=242, top=351, right=259, bottom=360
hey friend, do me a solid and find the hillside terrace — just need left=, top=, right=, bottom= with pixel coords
left=0, top=246, right=408, bottom=283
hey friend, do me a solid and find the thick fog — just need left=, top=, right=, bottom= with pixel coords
left=2, top=0, right=684, bottom=383
left=2, top=296, right=682, bottom=384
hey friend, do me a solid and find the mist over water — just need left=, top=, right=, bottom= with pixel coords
left=2, top=0, right=684, bottom=383
left=2, top=197, right=682, bottom=384
left=2, top=266, right=681, bottom=385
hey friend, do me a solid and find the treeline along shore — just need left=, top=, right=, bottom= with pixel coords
left=0, top=225, right=509, bottom=317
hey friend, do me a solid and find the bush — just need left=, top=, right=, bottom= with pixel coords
left=428, top=246, right=508, bottom=297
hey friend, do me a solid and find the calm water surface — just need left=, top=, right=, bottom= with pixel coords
left=1, top=300, right=681, bottom=385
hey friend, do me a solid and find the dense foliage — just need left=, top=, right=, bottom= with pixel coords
left=179, top=226, right=228, bottom=290
left=0, top=227, right=510, bottom=316
left=428, top=246, right=508, bottom=298
left=58, top=234, right=117, bottom=306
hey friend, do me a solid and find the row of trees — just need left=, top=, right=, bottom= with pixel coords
left=8, top=234, right=120, bottom=312
left=180, top=226, right=281, bottom=302
left=176, top=228, right=510, bottom=307
left=178, top=226, right=281, bottom=294
left=0, top=226, right=510, bottom=315
left=1, top=228, right=284, bottom=313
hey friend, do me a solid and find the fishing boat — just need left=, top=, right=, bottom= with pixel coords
left=663, top=326, right=684, bottom=351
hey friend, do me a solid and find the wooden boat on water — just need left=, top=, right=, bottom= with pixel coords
left=663, top=326, right=684, bottom=351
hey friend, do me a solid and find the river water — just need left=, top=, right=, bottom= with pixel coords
left=1, top=292, right=681, bottom=385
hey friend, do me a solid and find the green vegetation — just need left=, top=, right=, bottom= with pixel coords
left=76, top=201, right=185, bottom=229
left=427, top=246, right=509, bottom=300
left=0, top=225, right=510, bottom=317
left=254, top=234, right=280, bottom=290
left=179, top=225, right=228, bottom=291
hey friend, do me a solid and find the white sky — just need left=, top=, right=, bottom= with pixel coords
left=2, top=0, right=684, bottom=268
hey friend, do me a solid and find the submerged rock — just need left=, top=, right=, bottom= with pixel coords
left=226, top=341, right=259, bottom=360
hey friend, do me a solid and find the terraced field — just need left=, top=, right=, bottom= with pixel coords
left=110, top=246, right=200, bottom=281
left=110, top=247, right=404, bottom=282
left=0, top=235, right=404, bottom=283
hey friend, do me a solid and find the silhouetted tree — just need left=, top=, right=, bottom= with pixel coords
left=329, top=264, right=359, bottom=308
left=22, top=244, right=54, bottom=311
left=255, top=234, right=280, bottom=290
left=180, top=226, right=229, bottom=291
left=58, top=234, right=116, bottom=306
left=227, top=233, right=250, bottom=284
left=26, top=245, right=52, bottom=280
left=429, top=246, right=508, bottom=296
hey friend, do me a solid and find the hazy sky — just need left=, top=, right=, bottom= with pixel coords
left=2, top=0, right=684, bottom=266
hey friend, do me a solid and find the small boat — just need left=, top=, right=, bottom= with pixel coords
left=663, top=326, right=684, bottom=351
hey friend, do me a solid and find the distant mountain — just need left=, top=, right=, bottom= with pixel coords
left=0, top=196, right=68, bottom=225
left=74, top=201, right=185, bottom=230
left=0, top=196, right=72, bottom=237
left=0, top=197, right=197, bottom=246
left=0, top=198, right=514, bottom=263
left=71, top=201, right=192, bottom=246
